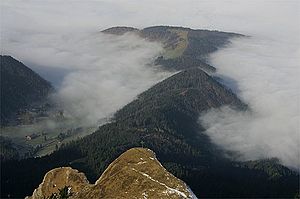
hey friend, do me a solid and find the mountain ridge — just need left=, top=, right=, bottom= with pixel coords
left=102, top=26, right=243, bottom=73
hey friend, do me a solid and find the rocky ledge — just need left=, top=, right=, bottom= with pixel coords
left=26, top=148, right=197, bottom=199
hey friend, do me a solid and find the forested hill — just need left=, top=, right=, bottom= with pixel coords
left=2, top=68, right=298, bottom=198
left=103, top=26, right=243, bottom=72
left=0, top=55, right=53, bottom=125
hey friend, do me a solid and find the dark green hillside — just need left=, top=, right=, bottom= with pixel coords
left=0, top=136, right=19, bottom=161
left=2, top=68, right=298, bottom=198
left=183, top=28, right=239, bottom=58
left=0, top=55, right=53, bottom=125
left=155, top=56, right=216, bottom=72
left=140, top=26, right=241, bottom=57
left=115, top=68, right=245, bottom=129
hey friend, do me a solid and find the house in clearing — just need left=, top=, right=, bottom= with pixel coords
left=25, top=133, right=39, bottom=140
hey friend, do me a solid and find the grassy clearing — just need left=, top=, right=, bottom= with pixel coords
left=1, top=118, right=97, bottom=157
left=163, top=29, right=188, bottom=59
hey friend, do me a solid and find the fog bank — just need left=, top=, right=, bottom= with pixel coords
left=2, top=26, right=171, bottom=125
left=198, top=1, right=300, bottom=169
left=200, top=35, right=300, bottom=169
left=54, top=33, right=170, bottom=125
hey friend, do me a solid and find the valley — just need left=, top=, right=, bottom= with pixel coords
left=0, top=56, right=99, bottom=159
left=1, top=116, right=96, bottom=158
left=1, top=26, right=299, bottom=199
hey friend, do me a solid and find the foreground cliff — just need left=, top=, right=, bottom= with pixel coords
left=27, top=148, right=196, bottom=199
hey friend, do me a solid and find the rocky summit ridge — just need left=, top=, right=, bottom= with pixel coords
left=26, top=148, right=196, bottom=199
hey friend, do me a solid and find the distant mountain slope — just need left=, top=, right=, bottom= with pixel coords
left=0, top=55, right=53, bottom=125
left=115, top=68, right=245, bottom=135
left=103, top=26, right=243, bottom=72
left=3, top=68, right=298, bottom=198
left=27, top=148, right=196, bottom=199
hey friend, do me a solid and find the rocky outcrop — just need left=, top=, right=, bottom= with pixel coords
left=27, top=167, right=89, bottom=199
left=26, top=148, right=196, bottom=199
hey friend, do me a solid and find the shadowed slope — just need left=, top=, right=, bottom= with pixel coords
left=0, top=55, right=53, bottom=125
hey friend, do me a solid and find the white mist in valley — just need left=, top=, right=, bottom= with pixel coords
left=3, top=31, right=171, bottom=126
left=197, top=1, right=300, bottom=169
left=1, top=1, right=173, bottom=126
left=1, top=1, right=172, bottom=126
left=200, top=35, right=300, bottom=169
left=55, top=33, right=170, bottom=125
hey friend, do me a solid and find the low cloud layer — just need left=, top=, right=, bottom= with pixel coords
left=200, top=36, right=300, bottom=169
left=1, top=1, right=175, bottom=126
left=54, top=33, right=170, bottom=125
left=4, top=31, right=170, bottom=125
